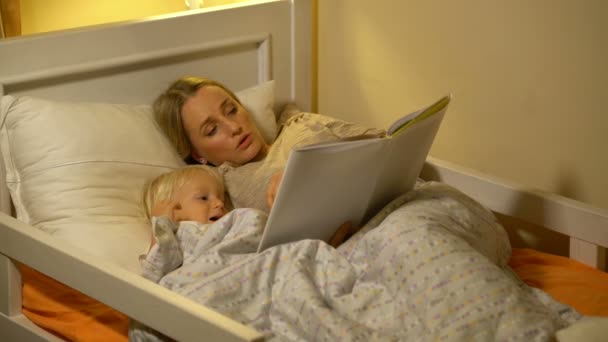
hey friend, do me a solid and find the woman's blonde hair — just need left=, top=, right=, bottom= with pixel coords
left=153, top=77, right=241, bottom=159
left=142, top=165, right=224, bottom=221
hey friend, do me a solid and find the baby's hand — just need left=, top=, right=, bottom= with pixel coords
left=151, top=200, right=181, bottom=221
left=148, top=201, right=180, bottom=253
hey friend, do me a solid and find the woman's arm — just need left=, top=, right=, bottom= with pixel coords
left=327, top=221, right=361, bottom=248
left=266, top=170, right=284, bottom=209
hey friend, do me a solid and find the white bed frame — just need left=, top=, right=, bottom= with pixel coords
left=0, top=0, right=606, bottom=341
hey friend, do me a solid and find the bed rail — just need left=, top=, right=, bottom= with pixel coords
left=422, top=157, right=608, bottom=270
left=0, top=212, right=264, bottom=342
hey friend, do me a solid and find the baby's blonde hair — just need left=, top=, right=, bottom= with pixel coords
left=142, top=165, right=224, bottom=221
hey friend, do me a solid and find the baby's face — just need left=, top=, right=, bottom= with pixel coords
left=172, top=172, right=226, bottom=223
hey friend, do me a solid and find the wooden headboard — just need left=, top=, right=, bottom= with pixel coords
left=0, top=0, right=311, bottom=107
left=0, top=0, right=312, bottom=216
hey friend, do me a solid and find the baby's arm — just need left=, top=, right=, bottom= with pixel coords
left=146, top=200, right=181, bottom=251
left=140, top=216, right=183, bottom=283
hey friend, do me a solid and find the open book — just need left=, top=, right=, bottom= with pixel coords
left=257, top=95, right=452, bottom=252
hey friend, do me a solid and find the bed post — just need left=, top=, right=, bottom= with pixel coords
left=0, top=254, right=21, bottom=317
left=570, top=238, right=606, bottom=270
left=0, top=82, right=21, bottom=319
left=0, top=83, right=14, bottom=217
left=291, top=0, right=313, bottom=112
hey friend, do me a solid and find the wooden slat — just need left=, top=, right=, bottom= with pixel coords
left=570, top=237, right=606, bottom=270
left=0, top=313, right=63, bottom=342
left=422, top=157, right=608, bottom=249
left=0, top=255, right=20, bottom=316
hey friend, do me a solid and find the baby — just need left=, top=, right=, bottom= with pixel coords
left=144, top=164, right=226, bottom=223
left=142, top=165, right=228, bottom=251
left=140, top=165, right=360, bottom=286
left=142, top=165, right=359, bottom=255
left=133, top=165, right=359, bottom=340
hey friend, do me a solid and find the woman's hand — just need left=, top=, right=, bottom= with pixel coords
left=327, top=221, right=361, bottom=248
left=266, top=170, right=284, bottom=210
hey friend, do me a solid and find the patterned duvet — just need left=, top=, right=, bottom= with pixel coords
left=131, top=181, right=580, bottom=341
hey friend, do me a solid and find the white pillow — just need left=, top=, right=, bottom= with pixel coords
left=0, top=81, right=276, bottom=273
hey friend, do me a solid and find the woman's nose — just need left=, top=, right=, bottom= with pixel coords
left=225, top=118, right=242, bottom=135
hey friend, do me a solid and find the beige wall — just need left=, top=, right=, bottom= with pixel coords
left=318, top=0, right=608, bottom=210
left=20, top=0, right=246, bottom=35
left=16, top=0, right=608, bottom=210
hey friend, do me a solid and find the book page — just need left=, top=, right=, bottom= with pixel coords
left=258, top=95, right=451, bottom=251
left=296, top=133, right=384, bottom=151
left=258, top=138, right=389, bottom=252
left=386, top=109, right=423, bottom=136
left=365, top=96, right=450, bottom=221
left=387, top=95, right=451, bottom=135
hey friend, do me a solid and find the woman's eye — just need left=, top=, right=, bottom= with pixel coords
left=205, top=126, right=218, bottom=137
left=226, top=104, right=237, bottom=115
left=199, top=196, right=208, bottom=201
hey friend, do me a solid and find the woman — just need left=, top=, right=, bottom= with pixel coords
left=153, top=77, right=385, bottom=212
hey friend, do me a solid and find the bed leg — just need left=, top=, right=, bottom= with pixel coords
left=569, top=237, right=606, bottom=271
left=0, top=255, right=22, bottom=316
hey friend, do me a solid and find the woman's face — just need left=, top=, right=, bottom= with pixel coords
left=181, top=86, right=268, bottom=166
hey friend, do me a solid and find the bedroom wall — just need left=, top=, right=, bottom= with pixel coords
left=317, top=0, right=608, bottom=211
left=19, top=0, right=246, bottom=35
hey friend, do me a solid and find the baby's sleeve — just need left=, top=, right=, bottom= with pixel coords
left=139, top=216, right=183, bottom=283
